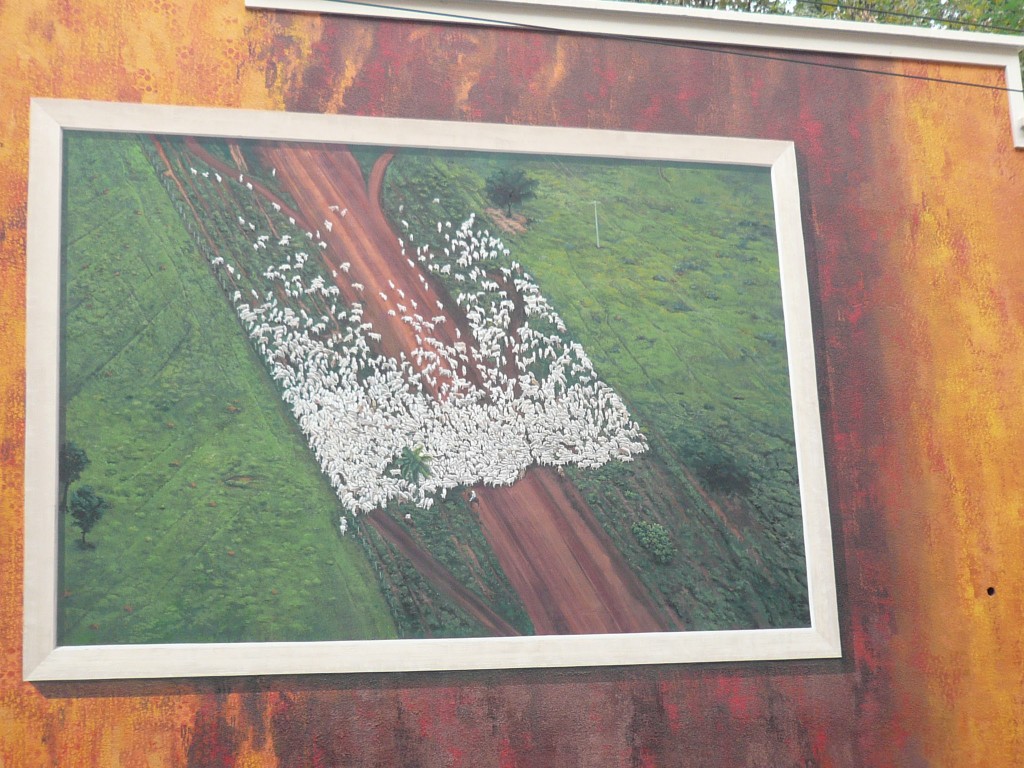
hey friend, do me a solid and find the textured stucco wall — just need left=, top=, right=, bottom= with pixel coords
left=2, top=2, right=1023, bottom=765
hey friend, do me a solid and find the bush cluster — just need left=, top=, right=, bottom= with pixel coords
left=631, top=520, right=677, bottom=565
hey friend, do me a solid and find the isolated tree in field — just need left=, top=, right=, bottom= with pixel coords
left=69, top=485, right=108, bottom=547
left=59, top=442, right=89, bottom=513
left=485, top=168, right=539, bottom=216
left=396, top=446, right=432, bottom=485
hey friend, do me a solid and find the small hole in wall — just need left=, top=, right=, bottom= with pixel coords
left=986, top=586, right=995, bottom=596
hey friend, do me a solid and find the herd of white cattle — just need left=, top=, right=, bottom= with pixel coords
left=208, top=195, right=647, bottom=521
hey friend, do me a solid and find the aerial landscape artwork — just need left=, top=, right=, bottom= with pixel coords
left=25, top=101, right=837, bottom=678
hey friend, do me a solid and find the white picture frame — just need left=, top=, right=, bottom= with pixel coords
left=24, top=98, right=839, bottom=680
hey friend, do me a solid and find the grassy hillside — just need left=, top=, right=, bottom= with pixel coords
left=145, top=135, right=533, bottom=639
left=383, top=150, right=810, bottom=630
left=57, top=131, right=811, bottom=644
left=58, top=132, right=396, bottom=645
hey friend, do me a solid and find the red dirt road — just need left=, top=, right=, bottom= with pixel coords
left=251, top=143, right=672, bottom=636
left=475, top=468, right=666, bottom=634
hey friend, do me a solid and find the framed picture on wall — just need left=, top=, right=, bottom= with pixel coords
left=24, top=98, right=839, bottom=680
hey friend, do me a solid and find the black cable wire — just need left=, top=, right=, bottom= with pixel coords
left=792, top=0, right=1024, bottom=35
left=329, top=0, right=1024, bottom=94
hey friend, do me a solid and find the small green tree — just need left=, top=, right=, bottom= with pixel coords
left=632, top=520, right=677, bottom=565
left=59, top=442, right=89, bottom=513
left=396, top=446, right=432, bottom=485
left=485, top=168, right=539, bottom=217
left=69, top=485, right=109, bottom=547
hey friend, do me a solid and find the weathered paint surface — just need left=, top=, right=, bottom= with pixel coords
left=2, top=2, right=1023, bottom=765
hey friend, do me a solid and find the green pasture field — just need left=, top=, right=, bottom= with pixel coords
left=383, top=150, right=810, bottom=629
left=148, top=136, right=533, bottom=639
left=57, top=129, right=811, bottom=644
left=58, top=133, right=396, bottom=645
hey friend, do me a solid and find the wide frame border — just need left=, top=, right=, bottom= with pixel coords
left=24, top=98, right=840, bottom=681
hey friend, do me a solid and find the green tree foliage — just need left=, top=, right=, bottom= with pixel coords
left=620, top=0, right=789, bottom=11
left=59, top=442, right=90, bottom=514
left=396, top=446, right=432, bottom=485
left=793, top=0, right=1023, bottom=33
left=485, top=168, right=539, bottom=216
left=632, top=520, right=678, bottom=564
left=624, top=0, right=1022, bottom=30
left=69, top=485, right=109, bottom=547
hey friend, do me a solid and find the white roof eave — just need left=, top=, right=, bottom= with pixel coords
left=246, top=0, right=1024, bottom=144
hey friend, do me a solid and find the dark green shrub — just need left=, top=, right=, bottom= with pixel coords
left=631, top=520, right=677, bottom=565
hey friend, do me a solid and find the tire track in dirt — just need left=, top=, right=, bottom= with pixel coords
left=367, top=511, right=519, bottom=636
left=182, top=138, right=310, bottom=232
left=248, top=142, right=672, bottom=636
left=474, top=468, right=666, bottom=635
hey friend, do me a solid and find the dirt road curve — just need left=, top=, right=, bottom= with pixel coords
left=253, top=143, right=672, bottom=636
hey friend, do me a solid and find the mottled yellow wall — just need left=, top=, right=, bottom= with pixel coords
left=2, top=2, right=1023, bottom=765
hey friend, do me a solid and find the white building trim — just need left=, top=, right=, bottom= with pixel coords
left=246, top=0, right=1024, bottom=147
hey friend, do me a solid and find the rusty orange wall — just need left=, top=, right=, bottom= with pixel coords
left=2, top=2, right=1023, bottom=765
